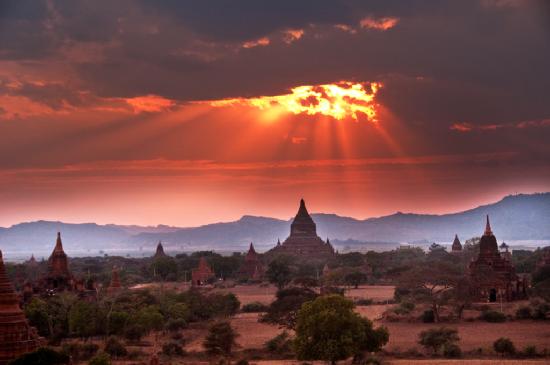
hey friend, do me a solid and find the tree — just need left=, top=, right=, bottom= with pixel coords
left=345, top=272, right=368, bottom=289
left=266, top=258, right=292, bottom=289
left=294, top=295, right=388, bottom=365
left=68, top=301, right=102, bottom=338
left=104, top=337, right=127, bottom=358
left=261, top=287, right=318, bottom=329
left=397, top=261, right=461, bottom=322
left=418, top=327, right=460, bottom=355
left=203, top=321, right=238, bottom=357
left=494, top=337, right=516, bottom=357
left=151, top=256, right=177, bottom=281
left=24, top=298, right=52, bottom=337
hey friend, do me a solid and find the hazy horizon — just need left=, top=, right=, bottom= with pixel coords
left=2, top=191, right=549, bottom=228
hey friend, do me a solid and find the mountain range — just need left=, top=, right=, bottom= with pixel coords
left=1, top=193, right=549, bottom=258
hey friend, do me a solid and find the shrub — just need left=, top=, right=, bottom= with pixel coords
left=394, top=301, right=415, bottom=315
left=242, top=302, right=269, bottom=313
left=265, top=331, right=293, bottom=355
left=9, top=348, right=70, bottom=365
left=421, top=310, right=435, bottom=323
left=522, top=345, right=537, bottom=358
left=124, top=324, right=145, bottom=342
left=418, top=327, right=460, bottom=355
left=203, top=321, right=238, bottom=356
left=515, top=306, right=532, bottom=319
left=88, top=352, right=111, bottom=365
left=481, top=310, right=506, bottom=323
left=104, top=337, right=127, bottom=358
left=61, top=343, right=99, bottom=362
left=494, top=337, right=516, bottom=357
left=162, top=341, right=185, bottom=356
left=235, top=360, right=249, bottom=365
left=165, top=318, right=187, bottom=332
left=532, top=302, right=549, bottom=320
left=443, top=343, right=462, bottom=358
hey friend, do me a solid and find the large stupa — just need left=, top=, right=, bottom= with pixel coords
left=267, top=199, right=335, bottom=260
left=0, top=250, right=44, bottom=364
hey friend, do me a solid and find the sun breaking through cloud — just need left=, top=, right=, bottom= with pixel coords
left=209, top=81, right=382, bottom=121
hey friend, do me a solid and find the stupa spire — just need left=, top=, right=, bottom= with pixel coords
left=53, top=232, right=64, bottom=252
left=484, top=215, right=493, bottom=236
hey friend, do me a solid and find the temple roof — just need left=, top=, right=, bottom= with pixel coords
left=484, top=215, right=493, bottom=236
left=52, top=232, right=65, bottom=254
left=451, top=234, right=462, bottom=251
left=290, top=199, right=317, bottom=236
left=154, top=241, right=166, bottom=258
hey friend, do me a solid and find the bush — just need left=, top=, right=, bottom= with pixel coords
left=165, top=318, right=187, bottom=332
left=494, top=337, right=516, bottom=357
left=61, top=343, right=99, bottom=362
left=104, top=337, right=127, bottom=358
left=203, top=321, right=238, bottom=356
left=88, top=352, right=111, bottom=365
left=162, top=341, right=185, bottom=356
left=242, top=302, right=269, bottom=313
left=481, top=310, right=506, bottom=323
left=443, top=343, right=462, bottom=358
left=418, top=327, right=460, bottom=355
left=532, top=302, right=549, bottom=320
left=124, top=324, right=145, bottom=342
left=265, top=331, right=293, bottom=355
left=522, top=345, right=537, bottom=358
left=9, top=348, right=70, bottom=365
left=421, top=310, right=435, bottom=323
left=394, top=301, right=415, bottom=315
left=515, top=306, right=532, bottom=319
left=235, top=360, right=249, bottom=365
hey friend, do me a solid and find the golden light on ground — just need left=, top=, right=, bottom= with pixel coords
left=209, top=81, right=382, bottom=122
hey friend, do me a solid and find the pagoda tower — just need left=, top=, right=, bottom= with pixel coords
left=191, top=257, right=215, bottom=286
left=0, top=250, right=44, bottom=364
left=238, top=243, right=264, bottom=280
left=107, top=266, right=122, bottom=294
left=153, top=241, right=167, bottom=258
left=44, top=232, right=73, bottom=291
left=451, top=234, right=462, bottom=253
left=267, top=199, right=335, bottom=260
left=468, top=215, right=526, bottom=302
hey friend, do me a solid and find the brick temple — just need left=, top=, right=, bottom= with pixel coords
left=0, top=250, right=44, bottom=364
left=268, top=199, right=335, bottom=260
left=191, top=257, right=215, bottom=286
left=469, top=216, right=526, bottom=302
left=43, top=232, right=75, bottom=292
left=107, top=266, right=122, bottom=294
left=238, top=243, right=264, bottom=280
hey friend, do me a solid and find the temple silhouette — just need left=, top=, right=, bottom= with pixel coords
left=267, top=199, right=335, bottom=260
left=468, top=216, right=527, bottom=302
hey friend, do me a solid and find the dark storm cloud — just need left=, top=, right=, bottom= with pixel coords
left=1, top=0, right=549, bottom=163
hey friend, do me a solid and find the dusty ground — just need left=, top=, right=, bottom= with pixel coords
left=119, top=284, right=550, bottom=364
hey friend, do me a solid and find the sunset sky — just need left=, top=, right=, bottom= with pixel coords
left=1, top=0, right=550, bottom=227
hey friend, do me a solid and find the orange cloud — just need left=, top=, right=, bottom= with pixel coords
left=451, top=118, right=550, bottom=132
left=242, top=37, right=270, bottom=49
left=360, top=16, right=399, bottom=31
left=334, top=24, right=357, bottom=34
left=283, top=29, right=304, bottom=44
left=124, top=95, right=175, bottom=113
left=208, top=81, right=382, bottom=121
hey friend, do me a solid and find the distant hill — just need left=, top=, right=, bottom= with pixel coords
left=1, top=193, right=549, bottom=256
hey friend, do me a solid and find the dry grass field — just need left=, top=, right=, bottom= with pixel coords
left=121, top=284, right=550, bottom=364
